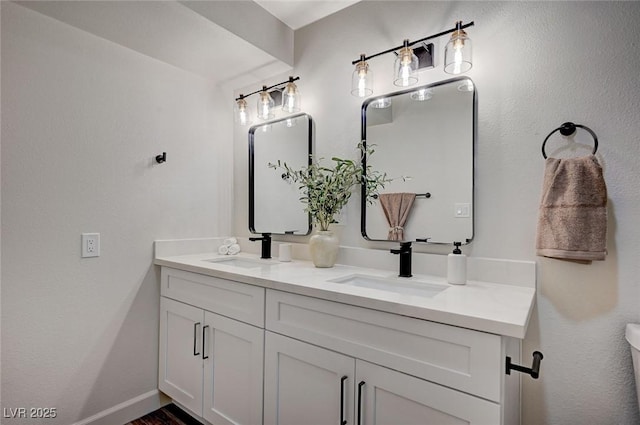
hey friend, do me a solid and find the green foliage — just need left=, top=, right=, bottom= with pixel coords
left=269, top=142, right=389, bottom=231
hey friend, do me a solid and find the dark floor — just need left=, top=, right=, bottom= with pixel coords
left=127, top=404, right=202, bottom=425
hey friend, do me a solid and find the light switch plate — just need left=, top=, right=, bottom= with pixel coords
left=454, top=203, right=471, bottom=218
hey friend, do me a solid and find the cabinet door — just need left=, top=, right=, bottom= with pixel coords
left=264, top=332, right=355, bottom=425
left=356, top=361, right=500, bottom=425
left=203, top=312, right=264, bottom=425
left=159, top=298, right=204, bottom=416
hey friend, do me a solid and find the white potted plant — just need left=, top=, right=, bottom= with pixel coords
left=270, top=143, right=388, bottom=267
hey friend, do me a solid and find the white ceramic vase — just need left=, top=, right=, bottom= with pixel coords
left=309, top=230, right=339, bottom=268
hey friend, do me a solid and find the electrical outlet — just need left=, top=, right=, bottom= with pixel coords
left=82, top=233, right=100, bottom=258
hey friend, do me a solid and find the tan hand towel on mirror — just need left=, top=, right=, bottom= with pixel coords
left=379, top=193, right=416, bottom=241
left=536, top=155, right=607, bottom=261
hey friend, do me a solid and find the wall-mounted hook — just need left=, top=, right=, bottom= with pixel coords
left=155, top=152, right=166, bottom=164
left=506, top=351, right=544, bottom=379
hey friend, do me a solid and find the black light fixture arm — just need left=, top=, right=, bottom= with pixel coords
left=235, top=76, right=300, bottom=101
left=351, top=21, right=474, bottom=64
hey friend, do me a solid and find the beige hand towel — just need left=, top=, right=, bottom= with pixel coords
left=379, top=193, right=416, bottom=241
left=536, top=155, right=607, bottom=261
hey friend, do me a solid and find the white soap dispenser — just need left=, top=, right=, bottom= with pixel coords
left=447, top=242, right=467, bottom=285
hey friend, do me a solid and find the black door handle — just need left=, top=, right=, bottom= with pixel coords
left=193, top=322, right=201, bottom=356
left=357, top=381, right=365, bottom=425
left=202, top=325, right=209, bottom=359
left=340, top=376, right=348, bottom=425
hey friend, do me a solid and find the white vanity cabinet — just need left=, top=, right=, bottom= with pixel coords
left=158, top=265, right=523, bottom=425
left=356, top=360, right=500, bottom=425
left=159, top=268, right=265, bottom=425
left=264, top=331, right=355, bottom=425
left=264, top=290, right=511, bottom=425
left=159, top=297, right=205, bottom=415
left=264, top=332, right=500, bottom=425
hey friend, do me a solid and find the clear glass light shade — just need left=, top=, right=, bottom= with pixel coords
left=457, top=79, right=474, bottom=92
left=371, top=97, right=391, bottom=108
left=410, top=88, right=433, bottom=101
left=393, top=46, right=419, bottom=87
left=234, top=97, right=251, bottom=126
left=282, top=81, right=301, bottom=113
left=351, top=60, right=373, bottom=97
left=257, top=90, right=275, bottom=120
left=444, top=29, right=472, bottom=75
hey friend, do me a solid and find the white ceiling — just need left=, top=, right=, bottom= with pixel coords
left=15, top=0, right=292, bottom=87
left=14, top=0, right=360, bottom=87
left=254, top=0, right=360, bottom=30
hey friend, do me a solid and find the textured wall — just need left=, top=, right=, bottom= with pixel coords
left=234, top=1, right=640, bottom=423
left=1, top=3, right=232, bottom=423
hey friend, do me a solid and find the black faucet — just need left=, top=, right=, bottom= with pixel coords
left=390, top=242, right=412, bottom=278
left=249, top=233, right=272, bottom=259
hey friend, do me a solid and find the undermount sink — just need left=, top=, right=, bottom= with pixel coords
left=204, top=257, right=275, bottom=269
left=329, top=274, right=447, bottom=298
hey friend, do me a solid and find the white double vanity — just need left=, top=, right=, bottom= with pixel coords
left=154, top=239, right=536, bottom=425
left=154, top=60, right=537, bottom=425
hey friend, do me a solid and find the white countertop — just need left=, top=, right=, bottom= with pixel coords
left=155, top=251, right=535, bottom=339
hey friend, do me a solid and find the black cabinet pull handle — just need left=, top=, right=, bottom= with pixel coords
left=357, top=381, right=365, bottom=425
left=202, top=325, right=209, bottom=359
left=506, top=351, right=544, bottom=379
left=340, top=376, right=348, bottom=425
left=193, top=322, right=201, bottom=356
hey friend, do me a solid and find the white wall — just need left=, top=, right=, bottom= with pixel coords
left=234, top=1, right=640, bottom=424
left=1, top=3, right=232, bottom=424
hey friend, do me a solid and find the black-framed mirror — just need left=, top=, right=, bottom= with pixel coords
left=249, top=113, right=313, bottom=235
left=361, top=77, right=475, bottom=244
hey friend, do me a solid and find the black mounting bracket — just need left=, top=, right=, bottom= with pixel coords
left=506, top=351, right=544, bottom=379
left=559, top=122, right=577, bottom=136
left=155, top=152, right=166, bottom=164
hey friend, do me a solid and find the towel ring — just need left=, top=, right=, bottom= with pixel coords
left=541, top=122, right=598, bottom=159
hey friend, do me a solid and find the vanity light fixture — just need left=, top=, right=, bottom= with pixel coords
left=257, top=86, right=275, bottom=120
left=410, top=88, right=433, bottom=101
left=234, top=76, right=301, bottom=125
left=371, top=97, right=392, bottom=108
left=457, top=79, right=475, bottom=92
left=351, top=54, right=374, bottom=97
left=444, top=21, right=473, bottom=75
left=350, top=21, right=474, bottom=97
left=282, top=76, right=301, bottom=113
left=234, top=95, right=251, bottom=126
left=394, top=40, right=419, bottom=87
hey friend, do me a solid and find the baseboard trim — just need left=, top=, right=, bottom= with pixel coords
left=72, top=389, right=169, bottom=425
